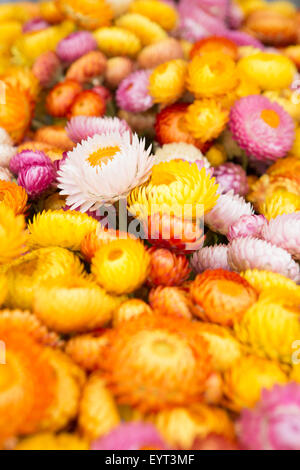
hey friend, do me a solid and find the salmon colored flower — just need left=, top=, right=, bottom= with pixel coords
left=147, top=247, right=191, bottom=287
left=0, top=180, right=28, bottom=215
left=81, top=226, right=135, bottom=263
left=34, top=125, right=74, bottom=151
left=68, top=90, right=106, bottom=118
left=113, top=299, right=153, bottom=326
left=0, top=83, right=32, bottom=143
left=149, top=286, right=193, bottom=319
left=66, top=50, right=107, bottom=84
left=46, top=79, right=82, bottom=117
left=65, top=329, right=110, bottom=371
left=190, top=36, right=238, bottom=60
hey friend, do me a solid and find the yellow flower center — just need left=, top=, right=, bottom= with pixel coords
left=260, top=109, right=280, bottom=128
left=216, top=280, right=245, bottom=297
left=152, top=339, right=176, bottom=356
left=108, top=249, right=124, bottom=261
left=87, top=146, right=120, bottom=167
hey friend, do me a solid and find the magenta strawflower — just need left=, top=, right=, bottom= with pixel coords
left=178, top=2, right=227, bottom=41
left=229, top=95, right=295, bottom=162
left=22, top=18, right=49, bottom=33
left=66, top=116, right=131, bottom=144
left=238, top=384, right=300, bottom=450
left=116, top=70, right=153, bottom=113
left=56, top=31, right=98, bottom=63
left=91, top=422, right=169, bottom=450
left=227, top=214, right=267, bottom=242
left=190, top=244, right=230, bottom=273
left=9, top=150, right=51, bottom=175
left=261, top=212, right=300, bottom=261
left=214, top=162, right=248, bottom=196
left=228, top=237, right=300, bottom=282
left=32, top=51, right=61, bottom=88
left=205, top=191, right=254, bottom=235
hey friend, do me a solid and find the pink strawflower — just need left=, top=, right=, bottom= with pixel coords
left=178, top=3, right=227, bottom=41
left=10, top=150, right=55, bottom=198
left=227, top=237, right=300, bottom=282
left=66, top=116, right=131, bottom=144
left=9, top=150, right=51, bottom=175
left=91, top=422, right=169, bottom=450
left=179, top=0, right=228, bottom=21
left=18, top=165, right=55, bottom=198
left=214, top=162, right=248, bottom=196
left=92, top=86, right=112, bottom=103
left=32, top=51, right=61, bottom=88
left=22, top=18, right=49, bottom=33
left=56, top=31, right=98, bottom=63
left=227, top=1, right=244, bottom=29
left=227, top=214, right=267, bottom=242
left=116, top=70, right=153, bottom=113
left=223, top=30, right=264, bottom=48
left=0, top=167, right=13, bottom=182
left=261, top=212, right=300, bottom=261
left=229, top=95, right=295, bottom=162
left=205, top=191, right=254, bottom=235
left=238, top=384, right=300, bottom=450
left=190, top=244, right=230, bottom=273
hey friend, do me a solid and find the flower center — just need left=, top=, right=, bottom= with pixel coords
left=108, top=249, right=123, bottom=261
left=152, top=339, right=176, bottom=356
left=87, top=146, right=120, bottom=167
left=260, top=109, right=280, bottom=128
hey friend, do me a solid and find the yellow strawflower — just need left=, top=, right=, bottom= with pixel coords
left=290, top=126, right=300, bottom=158
left=91, top=238, right=150, bottom=295
left=56, top=0, right=113, bottom=30
left=260, top=190, right=300, bottom=220
left=0, top=205, right=27, bottom=264
left=0, top=21, right=22, bottom=55
left=15, top=433, right=89, bottom=450
left=94, top=26, right=141, bottom=57
left=28, top=210, right=99, bottom=251
left=149, top=59, right=187, bottom=105
left=116, top=13, right=167, bottom=46
left=205, top=144, right=227, bottom=166
left=184, top=99, right=229, bottom=142
left=242, top=269, right=299, bottom=294
left=129, top=0, right=178, bottom=31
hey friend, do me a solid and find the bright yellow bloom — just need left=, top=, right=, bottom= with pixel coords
left=0, top=82, right=32, bottom=144
left=242, top=269, right=299, bottom=294
left=205, top=144, right=227, bottom=166
left=0, top=180, right=28, bottom=215
left=15, top=433, right=89, bottom=450
left=149, top=59, right=187, bottom=105
left=128, top=161, right=219, bottom=219
left=91, top=238, right=150, bottom=295
left=2, top=66, right=40, bottom=102
left=129, top=0, right=178, bottom=31
left=78, top=373, right=120, bottom=440
left=40, top=348, right=86, bottom=432
left=33, top=277, right=123, bottom=333
left=235, top=300, right=300, bottom=364
left=56, top=0, right=113, bottom=30
left=264, top=89, right=300, bottom=123
left=290, top=126, right=300, bottom=158
left=149, top=405, right=234, bottom=449
left=186, top=53, right=237, bottom=98
left=223, top=355, right=287, bottom=411
left=28, top=210, right=99, bottom=251
left=260, top=190, right=300, bottom=220
left=116, top=13, right=167, bottom=46
left=0, top=205, right=27, bottom=264
left=237, top=52, right=296, bottom=90
left=40, top=1, right=64, bottom=23
left=94, top=26, right=141, bottom=57
left=4, top=247, right=85, bottom=310
left=196, top=323, right=243, bottom=372
left=12, top=20, right=75, bottom=66
left=0, top=21, right=22, bottom=55
left=184, top=99, right=229, bottom=142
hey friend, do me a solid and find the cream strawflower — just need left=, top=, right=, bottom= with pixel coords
left=0, top=144, right=17, bottom=168
left=228, top=237, right=300, bottom=282
left=154, top=143, right=210, bottom=169
left=261, top=212, right=300, bottom=261
left=190, top=245, right=230, bottom=273
left=58, top=131, right=153, bottom=212
left=204, top=191, right=254, bottom=235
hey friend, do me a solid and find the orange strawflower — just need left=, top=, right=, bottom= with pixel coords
left=0, top=82, right=32, bottom=143
left=66, top=50, right=107, bottom=84
left=34, top=125, right=74, bottom=151
left=81, top=227, right=136, bottom=263
left=65, top=329, right=110, bottom=371
left=147, top=247, right=191, bottom=287
left=245, top=10, right=297, bottom=47
left=0, top=180, right=28, bottom=215
left=102, top=314, right=212, bottom=412
left=149, top=286, right=193, bottom=319
left=190, top=37, right=238, bottom=61
left=113, top=299, right=153, bottom=326
left=190, top=269, right=258, bottom=326
left=266, top=156, right=300, bottom=185
left=68, top=90, right=106, bottom=118
left=46, top=79, right=82, bottom=118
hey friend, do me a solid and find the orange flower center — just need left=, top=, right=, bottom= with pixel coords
left=216, top=280, right=245, bottom=297
left=260, top=109, right=280, bottom=128
left=87, top=146, right=120, bottom=167
left=108, top=249, right=123, bottom=261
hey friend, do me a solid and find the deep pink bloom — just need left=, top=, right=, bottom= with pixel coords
left=238, top=384, right=300, bottom=450
left=22, top=18, right=49, bottom=33
left=214, top=162, right=248, bottom=196
left=229, top=95, right=295, bottom=162
left=91, top=422, right=169, bottom=450
left=116, top=70, right=153, bottom=113
left=227, top=214, right=267, bottom=241
left=18, top=164, right=55, bottom=198
left=92, top=86, right=112, bottom=103
left=9, top=150, right=52, bottom=175
left=66, top=116, right=131, bottom=144
left=56, top=31, right=98, bottom=63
